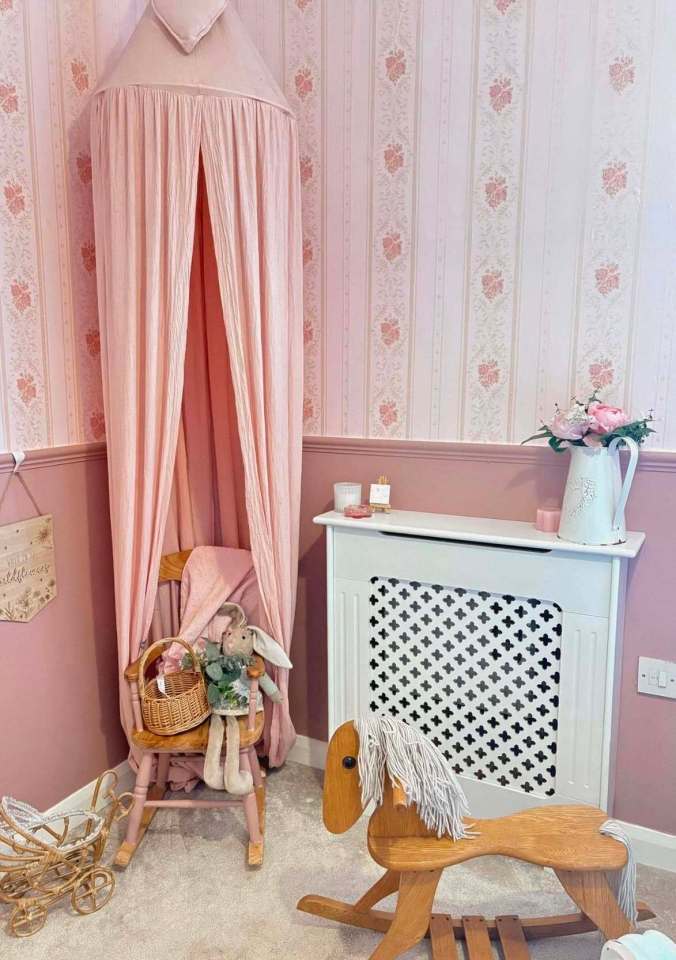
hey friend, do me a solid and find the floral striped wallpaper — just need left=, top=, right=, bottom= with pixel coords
left=1, top=0, right=676, bottom=452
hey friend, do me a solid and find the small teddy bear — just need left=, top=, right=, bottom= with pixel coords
left=203, top=603, right=292, bottom=796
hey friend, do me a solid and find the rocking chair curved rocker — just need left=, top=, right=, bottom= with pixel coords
left=298, top=722, right=654, bottom=960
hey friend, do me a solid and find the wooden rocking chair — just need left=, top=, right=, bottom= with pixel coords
left=115, top=550, right=266, bottom=869
left=298, top=722, right=655, bottom=960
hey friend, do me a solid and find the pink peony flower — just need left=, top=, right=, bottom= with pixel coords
left=595, top=262, right=620, bottom=296
left=587, top=401, right=630, bottom=435
left=11, top=279, right=31, bottom=313
left=489, top=76, right=512, bottom=113
left=380, top=318, right=400, bottom=346
left=16, top=372, right=37, bottom=405
left=299, top=155, right=313, bottom=186
left=0, top=82, right=18, bottom=113
left=379, top=400, right=398, bottom=428
left=549, top=405, right=591, bottom=441
left=70, top=59, right=89, bottom=94
left=295, top=67, right=314, bottom=101
left=485, top=175, right=507, bottom=209
left=384, top=143, right=404, bottom=175
left=481, top=269, right=504, bottom=301
left=4, top=180, right=25, bottom=216
left=478, top=360, right=500, bottom=388
left=589, top=358, right=614, bottom=390
left=602, top=161, right=627, bottom=197
left=382, top=232, right=402, bottom=262
left=582, top=433, right=603, bottom=447
left=609, top=55, right=634, bottom=93
left=385, top=48, right=406, bottom=84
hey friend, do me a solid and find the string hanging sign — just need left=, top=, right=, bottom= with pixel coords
left=0, top=452, right=56, bottom=622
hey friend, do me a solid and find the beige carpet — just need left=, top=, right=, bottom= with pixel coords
left=3, top=761, right=675, bottom=959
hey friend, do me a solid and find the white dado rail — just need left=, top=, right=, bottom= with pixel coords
left=315, top=510, right=644, bottom=818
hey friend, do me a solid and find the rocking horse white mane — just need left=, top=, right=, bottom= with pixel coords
left=355, top=716, right=471, bottom=840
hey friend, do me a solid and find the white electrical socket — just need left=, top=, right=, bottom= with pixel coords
left=637, top=656, right=676, bottom=700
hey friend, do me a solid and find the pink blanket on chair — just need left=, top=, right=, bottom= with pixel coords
left=180, top=545, right=265, bottom=642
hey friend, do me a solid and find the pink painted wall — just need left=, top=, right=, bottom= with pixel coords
left=290, top=439, right=676, bottom=835
left=1, top=436, right=671, bottom=834
left=0, top=446, right=126, bottom=809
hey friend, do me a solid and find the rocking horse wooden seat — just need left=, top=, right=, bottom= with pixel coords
left=367, top=800, right=628, bottom=873
left=298, top=721, right=655, bottom=960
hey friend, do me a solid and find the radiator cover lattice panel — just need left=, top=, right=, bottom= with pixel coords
left=368, top=577, right=562, bottom=798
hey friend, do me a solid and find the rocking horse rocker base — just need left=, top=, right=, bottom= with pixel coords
left=298, top=722, right=655, bottom=960
left=299, top=871, right=655, bottom=960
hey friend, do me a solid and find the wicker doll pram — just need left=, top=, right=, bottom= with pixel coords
left=0, top=769, right=132, bottom=937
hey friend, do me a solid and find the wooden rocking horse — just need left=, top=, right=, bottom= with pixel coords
left=298, top=720, right=654, bottom=960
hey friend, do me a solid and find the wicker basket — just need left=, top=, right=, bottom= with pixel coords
left=138, top=638, right=210, bottom=736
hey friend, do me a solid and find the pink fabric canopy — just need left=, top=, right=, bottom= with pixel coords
left=90, top=1, right=303, bottom=766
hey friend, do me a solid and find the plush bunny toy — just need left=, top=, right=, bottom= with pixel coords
left=203, top=603, right=292, bottom=795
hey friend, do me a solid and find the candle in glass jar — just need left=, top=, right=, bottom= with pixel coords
left=334, top=482, right=362, bottom=511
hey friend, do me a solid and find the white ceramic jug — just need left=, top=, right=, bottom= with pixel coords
left=558, top=437, right=639, bottom=546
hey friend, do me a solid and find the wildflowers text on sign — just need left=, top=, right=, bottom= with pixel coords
left=0, top=514, right=56, bottom=622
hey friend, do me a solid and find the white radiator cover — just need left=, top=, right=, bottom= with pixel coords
left=315, top=510, right=645, bottom=818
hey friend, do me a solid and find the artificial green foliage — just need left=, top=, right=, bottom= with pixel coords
left=182, top=644, right=253, bottom=712
left=605, top=419, right=655, bottom=446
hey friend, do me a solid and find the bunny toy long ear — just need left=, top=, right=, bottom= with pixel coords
left=251, top=627, right=293, bottom=669
left=216, top=602, right=247, bottom=628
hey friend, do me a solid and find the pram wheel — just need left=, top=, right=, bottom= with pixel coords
left=10, top=902, right=47, bottom=937
left=71, top=867, right=115, bottom=915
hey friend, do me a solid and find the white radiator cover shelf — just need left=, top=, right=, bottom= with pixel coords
left=315, top=510, right=645, bottom=818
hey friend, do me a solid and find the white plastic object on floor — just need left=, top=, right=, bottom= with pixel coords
left=602, top=931, right=676, bottom=960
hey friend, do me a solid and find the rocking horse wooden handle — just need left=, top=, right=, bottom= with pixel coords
left=391, top=780, right=407, bottom=809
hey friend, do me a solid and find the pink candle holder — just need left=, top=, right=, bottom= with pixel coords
left=344, top=503, right=373, bottom=519
left=536, top=506, right=561, bottom=533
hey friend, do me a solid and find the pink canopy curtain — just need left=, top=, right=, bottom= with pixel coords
left=91, top=86, right=303, bottom=766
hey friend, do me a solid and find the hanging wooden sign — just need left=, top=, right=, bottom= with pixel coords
left=0, top=514, right=57, bottom=622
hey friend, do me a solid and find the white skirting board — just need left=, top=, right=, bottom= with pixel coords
left=45, top=759, right=135, bottom=818
left=613, top=819, right=676, bottom=875
left=287, top=735, right=676, bottom=874
left=287, top=734, right=328, bottom=770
